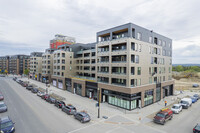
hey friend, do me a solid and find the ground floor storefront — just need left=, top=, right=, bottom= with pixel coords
left=51, top=77, right=174, bottom=110
left=51, top=76, right=66, bottom=90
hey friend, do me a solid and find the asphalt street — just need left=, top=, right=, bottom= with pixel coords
left=147, top=95, right=200, bottom=133
left=1, top=76, right=199, bottom=133
left=0, top=77, right=89, bottom=133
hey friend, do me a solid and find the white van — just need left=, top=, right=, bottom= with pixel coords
left=180, top=98, right=192, bottom=109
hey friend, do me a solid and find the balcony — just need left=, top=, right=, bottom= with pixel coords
left=112, top=55, right=126, bottom=63
left=98, top=71, right=109, bottom=74
left=112, top=78, right=126, bottom=86
left=97, top=77, right=109, bottom=83
left=75, top=76, right=95, bottom=81
left=112, top=43, right=126, bottom=52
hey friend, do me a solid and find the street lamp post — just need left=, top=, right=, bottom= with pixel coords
left=97, top=88, right=100, bottom=118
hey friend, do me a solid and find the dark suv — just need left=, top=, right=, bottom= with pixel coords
left=62, top=105, right=76, bottom=115
left=26, top=85, right=33, bottom=90
left=46, top=97, right=56, bottom=104
left=55, top=100, right=66, bottom=108
left=74, top=112, right=90, bottom=123
left=13, top=77, right=17, bottom=81
left=0, top=116, right=15, bottom=133
left=31, top=88, right=38, bottom=93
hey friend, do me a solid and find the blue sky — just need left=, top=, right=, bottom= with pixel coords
left=0, top=0, right=200, bottom=64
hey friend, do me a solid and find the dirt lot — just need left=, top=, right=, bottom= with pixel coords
left=173, top=72, right=200, bottom=91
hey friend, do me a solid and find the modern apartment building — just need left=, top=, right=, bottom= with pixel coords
left=94, top=23, right=173, bottom=110
left=29, top=52, right=43, bottom=80
left=0, top=55, right=30, bottom=75
left=23, top=56, right=30, bottom=72
left=10, top=23, right=173, bottom=110
left=41, top=48, right=56, bottom=83
left=53, top=23, right=174, bottom=110
left=0, top=56, right=9, bottom=72
left=50, top=34, right=76, bottom=49
left=51, top=45, right=76, bottom=89
left=8, top=55, right=30, bottom=75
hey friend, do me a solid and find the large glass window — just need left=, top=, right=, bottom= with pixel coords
left=144, top=89, right=153, bottom=106
left=135, top=55, right=139, bottom=63
left=149, top=36, right=152, bottom=43
left=156, top=88, right=161, bottom=102
left=137, top=67, right=141, bottom=75
left=137, top=33, right=142, bottom=40
left=74, top=83, right=82, bottom=96
left=108, top=96, right=131, bottom=110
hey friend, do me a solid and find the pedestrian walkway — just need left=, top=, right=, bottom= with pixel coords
left=16, top=75, right=199, bottom=124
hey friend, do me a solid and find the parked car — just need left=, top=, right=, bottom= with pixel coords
left=55, top=100, right=66, bottom=108
left=21, top=82, right=28, bottom=87
left=74, top=112, right=91, bottom=123
left=46, top=97, right=56, bottom=104
left=31, top=88, right=38, bottom=93
left=26, top=85, right=33, bottom=90
left=153, top=108, right=173, bottom=125
left=16, top=79, right=20, bottom=83
left=194, top=94, right=200, bottom=100
left=0, top=93, right=4, bottom=101
left=0, top=102, right=7, bottom=113
left=0, top=75, right=5, bottom=77
left=13, top=77, right=17, bottom=81
left=17, top=80, right=23, bottom=84
left=37, top=91, right=45, bottom=97
left=193, top=84, right=199, bottom=88
left=193, top=123, right=200, bottom=133
left=180, top=98, right=192, bottom=109
left=62, top=105, right=76, bottom=115
left=0, top=116, right=15, bottom=133
left=171, top=104, right=182, bottom=114
left=191, top=96, right=198, bottom=103
left=41, top=94, right=50, bottom=100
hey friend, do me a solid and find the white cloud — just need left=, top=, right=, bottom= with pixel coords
left=0, top=0, right=200, bottom=63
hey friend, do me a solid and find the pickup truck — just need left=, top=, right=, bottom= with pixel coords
left=154, top=108, right=173, bottom=125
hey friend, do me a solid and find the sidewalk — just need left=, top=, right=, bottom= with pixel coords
left=17, top=76, right=199, bottom=124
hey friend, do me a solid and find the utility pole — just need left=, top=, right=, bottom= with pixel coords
left=98, top=88, right=101, bottom=118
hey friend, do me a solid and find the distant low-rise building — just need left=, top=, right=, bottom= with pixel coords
left=29, top=52, right=43, bottom=80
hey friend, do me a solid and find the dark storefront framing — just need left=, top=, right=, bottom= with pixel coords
left=144, top=89, right=153, bottom=106
left=102, top=89, right=141, bottom=110
left=65, top=78, right=72, bottom=92
left=156, top=87, right=161, bottom=102
left=74, top=83, right=82, bottom=96
left=85, top=81, right=98, bottom=100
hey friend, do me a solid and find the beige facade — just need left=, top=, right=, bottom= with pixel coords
left=30, top=56, right=42, bottom=80
left=75, top=49, right=96, bottom=81
left=0, top=57, right=9, bottom=72
left=51, top=50, right=75, bottom=90
left=96, top=37, right=172, bottom=87
left=41, top=53, right=54, bottom=83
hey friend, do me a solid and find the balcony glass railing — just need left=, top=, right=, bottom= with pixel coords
left=112, top=61, right=126, bottom=63
left=111, top=83, right=126, bottom=86
left=98, top=71, right=109, bottom=73
left=97, top=79, right=109, bottom=83
left=112, top=72, right=126, bottom=75
left=75, top=76, right=95, bottom=81
left=112, top=49, right=126, bottom=52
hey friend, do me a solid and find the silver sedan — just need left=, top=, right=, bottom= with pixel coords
left=0, top=101, right=7, bottom=113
